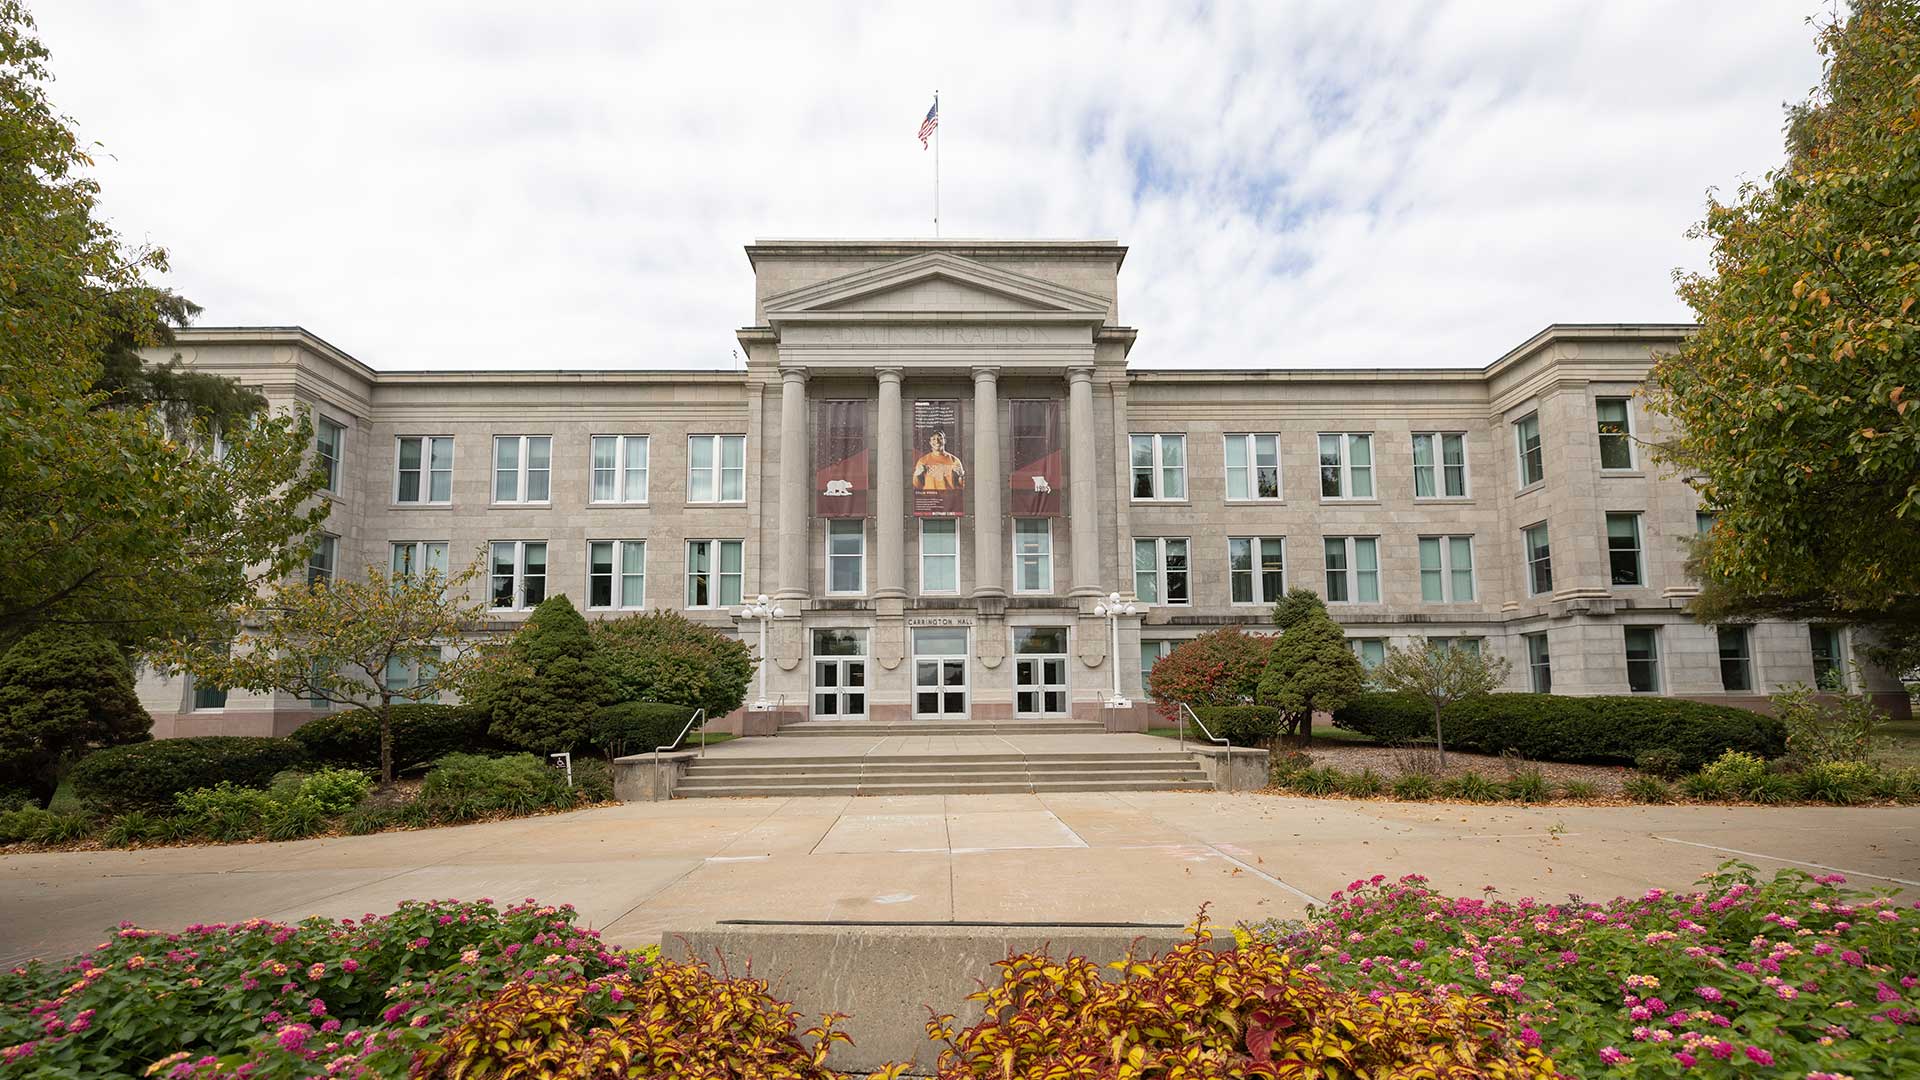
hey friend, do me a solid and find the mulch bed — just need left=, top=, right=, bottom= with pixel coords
left=1277, top=739, right=1635, bottom=796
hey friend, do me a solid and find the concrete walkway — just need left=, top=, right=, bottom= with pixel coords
left=3, top=793, right=1916, bottom=967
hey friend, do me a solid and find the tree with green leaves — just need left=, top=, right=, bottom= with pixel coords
left=1370, top=640, right=1512, bottom=767
left=590, top=609, right=755, bottom=718
left=1646, top=1, right=1920, bottom=672
left=157, top=559, right=491, bottom=784
left=0, top=628, right=152, bottom=806
left=0, top=3, right=326, bottom=651
left=1257, top=588, right=1366, bottom=745
left=471, top=595, right=606, bottom=755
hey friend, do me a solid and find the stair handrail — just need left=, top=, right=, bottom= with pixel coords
left=1176, top=701, right=1235, bottom=794
left=653, top=707, right=709, bottom=772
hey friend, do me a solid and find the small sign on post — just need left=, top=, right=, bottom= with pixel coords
left=549, top=752, right=573, bottom=788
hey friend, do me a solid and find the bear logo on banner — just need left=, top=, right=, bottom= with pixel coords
left=1008, top=399, right=1063, bottom=516
left=814, top=400, right=870, bottom=517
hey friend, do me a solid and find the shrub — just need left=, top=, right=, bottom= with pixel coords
left=1331, top=691, right=1433, bottom=744
left=416, top=753, right=574, bottom=822
left=0, top=628, right=152, bottom=805
left=1695, top=750, right=1771, bottom=799
left=571, top=756, right=614, bottom=804
left=342, top=805, right=395, bottom=835
left=1442, top=771, right=1501, bottom=802
left=587, top=701, right=698, bottom=760
left=1504, top=767, right=1550, bottom=803
left=477, top=595, right=606, bottom=753
left=1286, top=766, right=1345, bottom=796
left=1774, top=682, right=1886, bottom=764
left=1340, top=767, right=1386, bottom=797
left=1145, top=626, right=1272, bottom=719
left=1748, top=772, right=1799, bottom=804
left=175, top=781, right=275, bottom=841
left=290, top=704, right=491, bottom=774
left=296, top=766, right=372, bottom=814
left=1557, top=779, right=1600, bottom=800
left=101, top=810, right=166, bottom=847
left=925, top=924, right=1558, bottom=1078
left=1622, top=774, right=1672, bottom=803
left=1795, top=760, right=1878, bottom=804
left=1192, top=704, right=1284, bottom=747
left=68, top=736, right=306, bottom=814
left=1392, top=773, right=1436, bottom=800
left=1267, top=748, right=1313, bottom=783
left=591, top=609, right=757, bottom=718
left=1257, top=588, right=1366, bottom=742
left=1441, top=694, right=1784, bottom=770
left=1633, top=748, right=1688, bottom=779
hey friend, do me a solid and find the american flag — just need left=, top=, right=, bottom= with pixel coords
left=918, top=99, right=939, bottom=148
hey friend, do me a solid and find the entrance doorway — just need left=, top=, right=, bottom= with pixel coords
left=912, top=626, right=969, bottom=719
left=1012, top=626, right=1069, bottom=717
left=811, top=628, right=867, bottom=719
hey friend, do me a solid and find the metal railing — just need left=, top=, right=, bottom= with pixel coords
left=1176, top=701, right=1236, bottom=794
left=652, top=707, right=709, bottom=768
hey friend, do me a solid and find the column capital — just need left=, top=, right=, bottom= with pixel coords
left=874, top=366, right=905, bottom=386
left=1066, top=366, right=1095, bottom=386
left=780, top=365, right=810, bottom=385
left=970, top=365, right=1001, bottom=385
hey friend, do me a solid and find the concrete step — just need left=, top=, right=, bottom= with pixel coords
left=675, top=778, right=1218, bottom=798
left=778, top=722, right=1106, bottom=737
left=677, top=767, right=1208, bottom=789
left=682, top=753, right=1197, bottom=769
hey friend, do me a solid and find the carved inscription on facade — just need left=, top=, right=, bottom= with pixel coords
left=786, top=325, right=1061, bottom=346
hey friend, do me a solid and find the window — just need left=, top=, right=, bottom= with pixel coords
left=492, top=436, right=552, bottom=504
left=1696, top=511, right=1718, bottom=535
left=1810, top=626, right=1848, bottom=690
left=1140, top=639, right=1176, bottom=696
left=920, top=519, right=959, bottom=594
left=588, top=540, right=646, bottom=609
left=1596, top=398, right=1634, bottom=470
left=1515, top=413, right=1544, bottom=487
left=1411, top=433, right=1468, bottom=498
left=1606, top=512, right=1644, bottom=586
left=1227, top=537, right=1286, bottom=604
left=1318, top=433, right=1374, bottom=499
left=687, top=435, right=746, bottom=503
left=190, top=676, right=227, bottom=711
left=590, top=435, right=650, bottom=503
left=394, top=436, right=453, bottom=504
left=1129, top=434, right=1187, bottom=500
left=1524, top=523, right=1553, bottom=596
left=827, top=520, right=865, bottom=594
left=1323, top=537, right=1380, bottom=603
left=383, top=656, right=441, bottom=703
left=1624, top=627, right=1661, bottom=693
left=1525, top=632, right=1552, bottom=693
left=1013, top=519, right=1052, bottom=593
left=1417, top=536, right=1475, bottom=602
left=1223, top=434, right=1281, bottom=500
left=1350, top=638, right=1387, bottom=670
left=307, top=659, right=330, bottom=708
left=391, top=541, right=450, bottom=580
left=308, top=534, right=337, bottom=587
left=1133, top=538, right=1190, bottom=605
left=316, top=416, right=344, bottom=493
left=1718, top=626, right=1753, bottom=692
left=489, top=541, right=548, bottom=610
left=685, top=539, right=744, bottom=608
left=1436, top=637, right=1483, bottom=658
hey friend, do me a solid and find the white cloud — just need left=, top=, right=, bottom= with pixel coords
left=33, top=0, right=1824, bottom=370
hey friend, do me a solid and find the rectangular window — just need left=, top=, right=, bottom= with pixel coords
left=488, top=541, right=548, bottom=610
left=383, top=656, right=441, bottom=703
left=1129, top=434, right=1187, bottom=500
left=1411, top=433, right=1468, bottom=498
left=492, top=436, right=552, bottom=504
left=1417, top=536, right=1475, bottom=602
left=191, top=677, right=227, bottom=711
left=1013, top=519, right=1053, bottom=593
left=1324, top=536, right=1380, bottom=603
left=685, top=539, right=744, bottom=609
left=920, top=519, right=959, bottom=594
left=1607, top=512, right=1644, bottom=586
left=390, top=541, right=450, bottom=581
left=1223, top=434, right=1282, bottom=500
left=1350, top=638, right=1387, bottom=670
left=827, top=520, right=866, bottom=594
left=588, top=540, right=646, bottom=610
left=1696, top=511, right=1717, bottom=535
left=1624, top=626, right=1661, bottom=693
left=1318, top=433, right=1374, bottom=499
left=1525, top=632, right=1552, bottom=693
left=1140, top=639, right=1176, bottom=696
left=308, top=534, right=337, bottom=586
left=1524, top=523, right=1553, bottom=596
left=316, top=416, right=344, bottom=493
left=1717, top=626, right=1752, bottom=692
left=590, top=435, right=650, bottom=503
left=687, top=434, right=746, bottom=503
left=394, top=436, right=454, bottom=504
left=1133, top=537, right=1191, bottom=605
left=1226, top=536, right=1286, bottom=604
left=1596, top=398, right=1635, bottom=470
left=1515, top=413, right=1544, bottom=487
left=1810, top=626, right=1848, bottom=690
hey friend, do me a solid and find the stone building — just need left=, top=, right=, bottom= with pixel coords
left=134, top=238, right=1906, bottom=737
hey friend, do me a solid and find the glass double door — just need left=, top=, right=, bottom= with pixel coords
left=812, top=628, right=866, bottom=718
left=913, top=627, right=968, bottom=719
left=1013, top=626, right=1069, bottom=717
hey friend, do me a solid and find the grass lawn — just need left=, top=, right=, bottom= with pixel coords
left=1881, top=717, right=1920, bottom=768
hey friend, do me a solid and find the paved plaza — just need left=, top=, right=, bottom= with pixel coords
left=3, top=792, right=1916, bottom=968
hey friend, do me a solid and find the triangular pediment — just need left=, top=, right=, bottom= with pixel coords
left=763, top=253, right=1110, bottom=323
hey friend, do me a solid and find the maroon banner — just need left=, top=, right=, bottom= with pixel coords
left=814, top=400, right=870, bottom=517
left=910, top=399, right=965, bottom=517
left=1008, top=399, right=1063, bottom=517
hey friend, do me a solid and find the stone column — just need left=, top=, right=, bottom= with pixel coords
left=775, top=366, right=809, bottom=601
left=874, top=368, right=906, bottom=599
left=1067, top=367, right=1100, bottom=597
left=971, top=366, right=1004, bottom=598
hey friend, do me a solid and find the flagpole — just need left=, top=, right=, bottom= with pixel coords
left=933, top=90, right=941, bottom=237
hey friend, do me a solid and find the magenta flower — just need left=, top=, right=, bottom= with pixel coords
left=1742, top=1046, right=1774, bottom=1065
left=1597, top=1046, right=1630, bottom=1065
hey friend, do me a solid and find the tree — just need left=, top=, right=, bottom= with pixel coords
left=0, top=628, right=151, bottom=806
left=0, top=4, right=327, bottom=651
left=1645, top=2, right=1920, bottom=669
left=1370, top=640, right=1512, bottom=767
left=590, top=610, right=756, bottom=718
left=1144, top=627, right=1273, bottom=722
left=472, top=595, right=605, bottom=755
left=156, top=559, right=490, bottom=784
left=1256, top=589, right=1365, bottom=745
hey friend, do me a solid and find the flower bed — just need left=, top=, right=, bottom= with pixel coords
left=1245, top=865, right=1920, bottom=1078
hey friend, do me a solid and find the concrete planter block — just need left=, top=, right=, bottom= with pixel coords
left=1184, top=745, right=1268, bottom=792
left=612, top=750, right=699, bottom=801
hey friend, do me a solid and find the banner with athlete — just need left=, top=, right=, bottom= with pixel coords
left=910, top=399, right=965, bottom=517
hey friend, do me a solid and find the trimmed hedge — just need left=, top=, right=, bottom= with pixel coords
left=290, top=704, right=492, bottom=774
left=69, top=736, right=307, bottom=813
left=1192, top=705, right=1285, bottom=747
left=588, top=702, right=699, bottom=759
left=1331, top=692, right=1784, bottom=770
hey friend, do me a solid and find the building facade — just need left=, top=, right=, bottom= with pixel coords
left=134, top=238, right=1906, bottom=737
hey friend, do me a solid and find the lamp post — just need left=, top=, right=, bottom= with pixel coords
left=1093, top=591, right=1142, bottom=708
left=740, top=593, right=784, bottom=711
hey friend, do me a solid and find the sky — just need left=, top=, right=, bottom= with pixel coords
left=35, top=1, right=1828, bottom=372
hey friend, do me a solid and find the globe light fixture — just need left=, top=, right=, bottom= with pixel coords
left=1092, top=590, right=1143, bottom=708
left=740, top=593, right=785, bottom=710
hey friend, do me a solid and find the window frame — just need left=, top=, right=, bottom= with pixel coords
left=1717, top=625, right=1753, bottom=692
left=315, top=415, right=345, bottom=494
left=1323, top=535, right=1381, bottom=604
left=684, top=538, right=745, bottom=609
left=1596, top=397, right=1636, bottom=471
left=1515, top=413, right=1545, bottom=488
left=826, top=519, right=867, bottom=596
left=1523, top=522, right=1553, bottom=597
left=1226, top=536, right=1286, bottom=606
left=1349, top=637, right=1388, bottom=670
left=587, top=539, right=647, bottom=611
left=189, top=674, right=228, bottom=712
left=1606, top=511, right=1645, bottom=587
left=589, top=434, right=651, bottom=505
left=686, top=434, right=747, bottom=504
left=1624, top=626, right=1661, bottom=693
left=307, top=533, right=338, bottom=587
left=1012, top=518, right=1054, bottom=594
left=390, top=541, right=450, bottom=581
left=1317, top=432, right=1375, bottom=500
left=492, top=435, right=553, bottom=506
left=1416, top=535, right=1475, bottom=603
left=1222, top=433, right=1283, bottom=501
left=488, top=539, right=549, bottom=611
left=1132, top=536, right=1191, bottom=606
left=1524, top=631, right=1552, bottom=693
left=1410, top=432, right=1470, bottom=499
left=1810, top=625, right=1849, bottom=691
left=393, top=435, right=455, bottom=505
left=919, top=518, right=960, bottom=595
left=1128, top=433, right=1188, bottom=501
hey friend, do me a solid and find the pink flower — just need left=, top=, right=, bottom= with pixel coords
left=308, top=962, right=326, bottom=979
left=67, top=1010, right=94, bottom=1033
left=309, top=999, right=327, bottom=1017
left=1675, top=1051, right=1696, bottom=1067
left=276, top=1024, right=309, bottom=1052
left=1598, top=1046, right=1630, bottom=1065
left=1742, top=1046, right=1774, bottom=1066
left=320, top=1019, right=341, bottom=1033
left=341, top=959, right=359, bottom=973
left=1694, top=986, right=1723, bottom=1003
